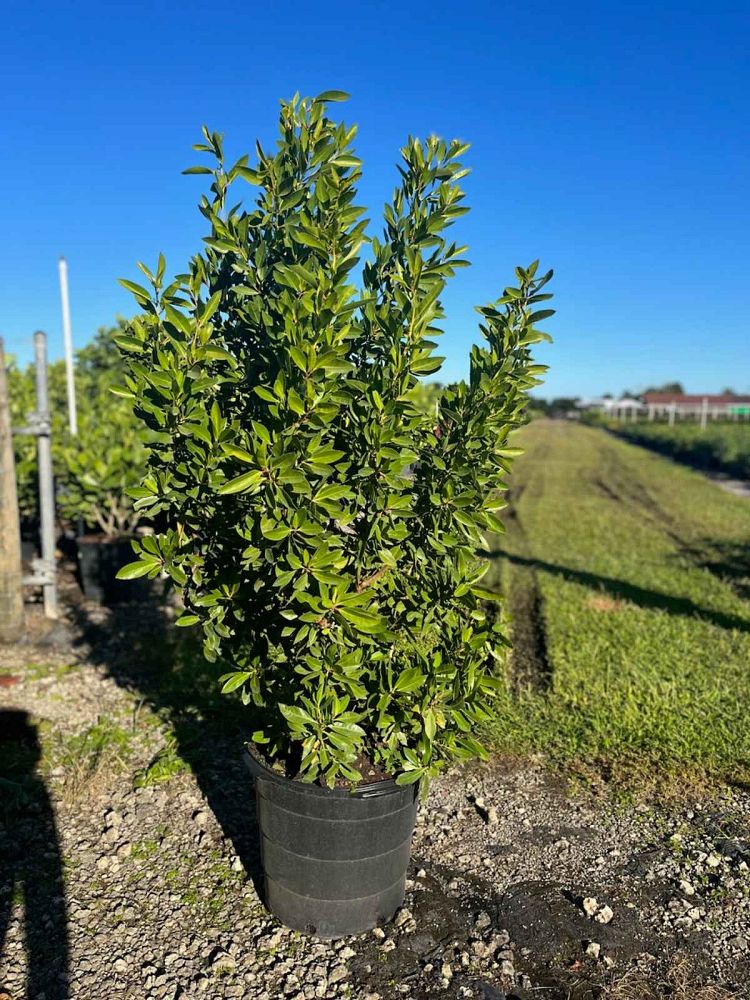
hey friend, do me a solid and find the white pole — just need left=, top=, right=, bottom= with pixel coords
left=700, top=396, right=708, bottom=431
left=58, top=256, right=77, bottom=436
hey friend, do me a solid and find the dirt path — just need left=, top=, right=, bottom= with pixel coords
left=1, top=596, right=750, bottom=1000
left=708, top=474, right=750, bottom=500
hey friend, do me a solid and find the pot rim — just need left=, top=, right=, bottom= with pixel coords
left=244, top=744, right=407, bottom=799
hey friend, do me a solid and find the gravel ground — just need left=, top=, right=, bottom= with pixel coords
left=1, top=589, right=749, bottom=1000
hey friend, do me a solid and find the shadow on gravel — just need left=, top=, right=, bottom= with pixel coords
left=482, top=552, right=750, bottom=635
left=66, top=600, right=266, bottom=903
left=0, top=709, right=69, bottom=999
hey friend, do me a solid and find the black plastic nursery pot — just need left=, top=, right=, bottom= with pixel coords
left=77, top=535, right=143, bottom=605
left=245, top=748, right=419, bottom=938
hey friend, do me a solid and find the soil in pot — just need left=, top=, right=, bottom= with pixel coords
left=245, top=747, right=419, bottom=939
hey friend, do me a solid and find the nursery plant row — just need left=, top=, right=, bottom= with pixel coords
left=608, top=420, right=750, bottom=479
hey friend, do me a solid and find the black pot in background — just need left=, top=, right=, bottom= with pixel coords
left=245, top=748, right=418, bottom=938
left=77, top=536, right=145, bottom=605
left=20, top=540, right=37, bottom=574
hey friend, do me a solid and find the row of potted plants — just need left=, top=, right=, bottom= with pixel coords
left=114, top=92, right=554, bottom=936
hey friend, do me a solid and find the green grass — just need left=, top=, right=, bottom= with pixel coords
left=484, top=420, right=750, bottom=794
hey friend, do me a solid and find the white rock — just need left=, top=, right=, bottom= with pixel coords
left=595, top=905, right=614, bottom=924
left=211, top=952, right=236, bottom=973
left=339, top=946, right=356, bottom=960
left=582, top=896, right=599, bottom=917
left=585, top=942, right=601, bottom=959
left=441, top=962, right=453, bottom=980
left=393, top=908, right=413, bottom=929
left=679, top=880, right=695, bottom=896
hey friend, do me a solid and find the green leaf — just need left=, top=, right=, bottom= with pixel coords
left=220, top=671, right=252, bottom=693
left=217, top=470, right=264, bottom=495
left=252, top=421, right=271, bottom=446
left=235, top=165, right=261, bottom=184
left=116, top=559, right=158, bottom=580
left=314, top=90, right=350, bottom=103
left=528, top=309, right=555, bottom=323
left=254, top=386, right=277, bottom=403
left=222, top=444, right=255, bottom=464
left=314, top=484, right=351, bottom=503
left=175, top=614, right=200, bottom=627
left=204, top=346, right=235, bottom=363
left=470, top=586, right=502, bottom=602
left=339, top=608, right=386, bottom=635
left=395, top=770, right=423, bottom=786
left=393, top=668, right=425, bottom=694
left=118, top=278, right=152, bottom=302
left=114, top=335, right=143, bottom=353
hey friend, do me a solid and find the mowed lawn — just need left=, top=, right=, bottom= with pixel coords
left=485, top=420, right=750, bottom=792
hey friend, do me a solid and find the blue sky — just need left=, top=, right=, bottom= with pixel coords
left=1, top=0, right=748, bottom=398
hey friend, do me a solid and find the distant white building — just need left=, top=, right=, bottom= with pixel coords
left=577, top=397, right=646, bottom=419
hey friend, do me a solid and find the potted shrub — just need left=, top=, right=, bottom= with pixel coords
left=58, top=392, right=149, bottom=604
left=116, top=92, right=553, bottom=936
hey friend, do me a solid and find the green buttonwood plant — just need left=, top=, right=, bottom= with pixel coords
left=116, top=92, right=553, bottom=787
left=56, top=391, right=148, bottom=536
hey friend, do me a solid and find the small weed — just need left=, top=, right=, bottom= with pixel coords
left=131, top=838, right=160, bottom=861
left=133, top=734, right=190, bottom=788
left=54, top=716, right=133, bottom=803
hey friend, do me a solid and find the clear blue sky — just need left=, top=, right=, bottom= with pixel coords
left=2, top=0, right=748, bottom=398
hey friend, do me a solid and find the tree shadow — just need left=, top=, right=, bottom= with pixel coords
left=481, top=551, right=750, bottom=634
left=65, top=599, right=265, bottom=903
left=690, top=540, right=750, bottom=602
left=0, top=709, right=69, bottom=999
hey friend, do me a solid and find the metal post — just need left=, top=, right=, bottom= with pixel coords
left=669, top=401, right=676, bottom=426
left=700, top=396, right=708, bottom=431
left=0, top=338, right=24, bottom=641
left=58, top=256, right=77, bottom=437
left=34, top=331, right=58, bottom=619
